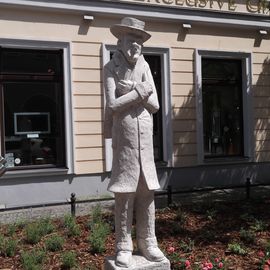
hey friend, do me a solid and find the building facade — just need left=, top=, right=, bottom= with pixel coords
left=0, top=0, right=270, bottom=207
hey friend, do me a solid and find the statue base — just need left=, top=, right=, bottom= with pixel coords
left=105, top=254, right=171, bottom=270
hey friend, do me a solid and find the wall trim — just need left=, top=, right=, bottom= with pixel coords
left=0, top=0, right=270, bottom=30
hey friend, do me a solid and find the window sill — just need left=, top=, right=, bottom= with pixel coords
left=203, top=156, right=252, bottom=166
left=1, top=167, right=69, bottom=179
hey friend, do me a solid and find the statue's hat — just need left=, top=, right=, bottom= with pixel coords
left=110, top=17, right=151, bottom=43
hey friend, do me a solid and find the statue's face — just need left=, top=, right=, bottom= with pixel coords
left=120, top=34, right=142, bottom=64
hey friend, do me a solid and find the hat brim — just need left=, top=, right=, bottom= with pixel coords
left=110, top=24, right=151, bottom=43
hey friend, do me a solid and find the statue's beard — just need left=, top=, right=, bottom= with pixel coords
left=125, top=47, right=141, bottom=64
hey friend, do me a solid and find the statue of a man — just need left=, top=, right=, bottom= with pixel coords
left=104, top=17, right=165, bottom=268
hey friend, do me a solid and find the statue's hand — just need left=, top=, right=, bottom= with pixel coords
left=117, top=80, right=136, bottom=96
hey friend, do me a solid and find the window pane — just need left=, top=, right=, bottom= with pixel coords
left=3, top=82, right=65, bottom=168
left=202, top=58, right=243, bottom=158
left=144, top=55, right=164, bottom=163
left=0, top=49, right=62, bottom=76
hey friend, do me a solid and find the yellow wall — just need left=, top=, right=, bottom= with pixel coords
left=1, top=6, right=270, bottom=174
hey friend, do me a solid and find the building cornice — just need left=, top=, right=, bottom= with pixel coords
left=0, top=0, right=270, bottom=29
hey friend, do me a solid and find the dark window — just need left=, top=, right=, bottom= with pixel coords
left=202, top=58, right=243, bottom=158
left=144, top=55, right=164, bottom=163
left=0, top=48, right=66, bottom=169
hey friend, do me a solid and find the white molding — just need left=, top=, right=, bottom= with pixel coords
left=102, top=44, right=173, bottom=171
left=195, top=49, right=254, bottom=164
left=0, top=38, right=75, bottom=175
left=0, top=0, right=270, bottom=30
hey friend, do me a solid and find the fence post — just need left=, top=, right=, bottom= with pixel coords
left=167, top=185, right=172, bottom=207
left=246, top=178, right=251, bottom=200
left=70, top=193, right=76, bottom=217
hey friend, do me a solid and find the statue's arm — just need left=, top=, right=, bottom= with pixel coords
left=141, top=63, right=160, bottom=114
left=104, top=66, right=152, bottom=114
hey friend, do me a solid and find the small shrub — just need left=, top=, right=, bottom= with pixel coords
left=45, top=234, right=64, bottom=252
left=0, top=234, right=4, bottom=253
left=21, top=248, right=46, bottom=270
left=179, top=238, right=194, bottom=253
left=38, top=217, right=55, bottom=236
left=88, top=204, right=103, bottom=230
left=6, top=223, right=17, bottom=237
left=88, top=222, right=110, bottom=254
left=25, top=223, right=42, bottom=244
left=4, top=238, right=18, bottom=257
left=250, top=219, right=267, bottom=232
left=61, top=251, right=77, bottom=269
left=206, top=209, right=217, bottom=221
left=240, top=228, right=256, bottom=244
left=227, top=243, right=247, bottom=255
left=63, top=215, right=81, bottom=237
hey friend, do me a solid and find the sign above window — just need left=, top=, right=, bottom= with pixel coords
left=117, top=0, right=270, bottom=15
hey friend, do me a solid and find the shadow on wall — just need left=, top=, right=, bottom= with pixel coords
left=253, top=57, right=270, bottom=166
left=168, top=53, right=270, bottom=190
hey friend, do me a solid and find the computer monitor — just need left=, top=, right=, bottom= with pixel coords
left=14, top=112, right=51, bottom=135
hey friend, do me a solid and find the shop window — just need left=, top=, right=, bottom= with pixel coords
left=196, top=50, right=253, bottom=163
left=202, top=58, right=243, bottom=158
left=0, top=48, right=66, bottom=169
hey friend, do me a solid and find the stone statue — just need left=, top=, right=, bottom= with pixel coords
left=104, top=17, right=166, bottom=268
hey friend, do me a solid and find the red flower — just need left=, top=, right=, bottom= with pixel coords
left=215, top=258, right=220, bottom=263
left=218, top=262, right=224, bottom=268
left=267, top=259, right=270, bottom=266
left=258, top=251, right=265, bottom=258
left=207, top=262, right=213, bottom=269
left=185, top=260, right=191, bottom=268
left=263, top=265, right=270, bottom=270
left=167, top=246, right=175, bottom=253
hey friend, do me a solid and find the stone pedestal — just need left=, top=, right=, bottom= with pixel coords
left=105, top=254, right=171, bottom=270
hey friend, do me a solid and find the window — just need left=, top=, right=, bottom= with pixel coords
left=0, top=48, right=66, bottom=169
left=103, top=45, right=172, bottom=170
left=196, top=50, right=253, bottom=163
left=202, top=58, right=243, bottom=158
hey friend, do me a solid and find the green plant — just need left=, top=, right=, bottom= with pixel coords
left=227, top=242, right=247, bottom=255
left=88, top=221, right=110, bottom=254
left=6, top=223, right=17, bottom=236
left=0, top=233, right=4, bottom=253
left=206, top=209, right=217, bottom=221
left=4, top=238, right=18, bottom=257
left=179, top=238, right=194, bottom=253
left=21, top=248, right=46, bottom=270
left=61, top=251, right=77, bottom=269
left=63, top=215, right=81, bottom=237
left=250, top=219, right=267, bottom=232
left=25, top=223, right=42, bottom=244
left=88, top=204, right=103, bottom=230
left=38, top=217, right=55, bottom=236
left=45, top=234, right=64, bottom=252
left=240, top=228, right=256, bottom=244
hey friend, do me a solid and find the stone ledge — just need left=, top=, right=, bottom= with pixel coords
left=105, top=254, right=171, bottom=270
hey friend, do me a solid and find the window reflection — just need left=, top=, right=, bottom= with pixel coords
left=202, top=58, right=244, bottom=158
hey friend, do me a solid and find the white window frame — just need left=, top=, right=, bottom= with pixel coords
left=0, top=38, right=74, bottom=177
left=195, top=49, right=254, bottom=164
left=102, top=44, right=173, bottom=171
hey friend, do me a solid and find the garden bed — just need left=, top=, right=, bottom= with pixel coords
left=0, top=198, right=270, bottom=269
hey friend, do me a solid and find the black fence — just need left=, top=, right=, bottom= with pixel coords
left=0, top=177, right=268, bottom=217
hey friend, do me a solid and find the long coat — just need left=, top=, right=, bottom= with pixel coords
left=104, top=50, right=160, bottom=193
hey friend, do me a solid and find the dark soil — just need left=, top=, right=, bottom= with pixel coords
left=0, top=197, right=270, bottom=269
